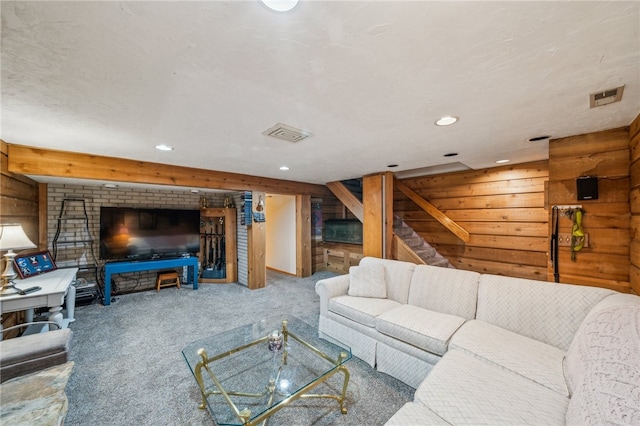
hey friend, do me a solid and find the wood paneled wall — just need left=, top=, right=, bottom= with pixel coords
left=395, top=161, right=549, bottom=280
left=1, top=141, right=41, bottom=244
left=629, top=114, right=640, bottom=295
left=1, top=140, right=40, bottom=336
left=549, top=128, right=630, bottom=293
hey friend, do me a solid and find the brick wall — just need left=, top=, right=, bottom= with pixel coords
left=47, top=183, right=245, bottom=294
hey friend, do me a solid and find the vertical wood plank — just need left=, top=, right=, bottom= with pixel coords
left=383, top=172, right=394, bottom=259
left=247, top=191, right=266, bottom=289
left=225, top=208, right=238, bottom=283
left=38, top=183, right=48, bottom=249
left=363, top=174, right=383, bottom=258
left=296, top=194, right=312, bottom=277
left=629, top=113, right=640, bottom=295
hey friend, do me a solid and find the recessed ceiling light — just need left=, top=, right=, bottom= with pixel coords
left=190, top=189, right=199, bottom=193
left=155, top=144, right=174, bottom=151
left=104, top=183, right=118, bottom=189
left=443, top=153, right=458, bottom=157
left=435, top=116, right=459, bottom=126
left=259, top=0, right=299, bottom=12
left=279, top=166, right=290, bottom=171
left=496, top=159, right=510, bottom=164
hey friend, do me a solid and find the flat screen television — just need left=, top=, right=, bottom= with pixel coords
left=100, top=207, right=201, bottom=261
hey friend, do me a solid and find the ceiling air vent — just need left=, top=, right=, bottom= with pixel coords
left=589, top=85, right=624, bottom=108
left=262, top=123, right=312, bottom=142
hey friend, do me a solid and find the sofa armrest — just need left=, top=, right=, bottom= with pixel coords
left=315, top=274, right=350, bottom=315
left=0, top=328, right=72, bottom=383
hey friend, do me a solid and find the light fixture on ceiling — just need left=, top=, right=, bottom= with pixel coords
left=104, top=183, right=118, bottom=189
left=435, top=116, right=459, bottom=126
left=190, top=189, right=199, bottom=193
left=279, top=166, right=290, bottom=171
left=443, top=153, right=458, bottom=157
left=155, top=144, right=174, bottom=151
left=496, top=159, right=510, bottom=164
left=259, top=0, right=300, bottom=12
left=387, top=164, right=398, bottom=168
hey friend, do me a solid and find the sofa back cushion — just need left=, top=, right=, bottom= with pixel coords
left=476, top=274, right=614, bottom=350
left=407, top=265, right=480, bottom=320
left=358, top=257, right=416, bottom=304
left=564, top=293, right=640, bottom=425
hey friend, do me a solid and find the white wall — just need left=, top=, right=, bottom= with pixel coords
left=265, top=194, right=296, bottom=274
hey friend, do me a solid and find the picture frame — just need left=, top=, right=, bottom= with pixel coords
left=13, top=250, right=58, bottom=279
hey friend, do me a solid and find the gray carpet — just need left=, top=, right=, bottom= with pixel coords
left=65, top=270, right=413, bottom=425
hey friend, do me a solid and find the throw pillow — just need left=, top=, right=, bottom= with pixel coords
left=348, top=263, right=387, bottom=298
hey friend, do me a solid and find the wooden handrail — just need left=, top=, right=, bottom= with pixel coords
left=326, top=181, right=363, bottom=222
left=394, top=177, right=470, bottom=242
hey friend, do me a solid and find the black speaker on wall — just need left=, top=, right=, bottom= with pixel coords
left=577, top=176, right=598, bottom=200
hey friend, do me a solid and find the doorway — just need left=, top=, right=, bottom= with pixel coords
left=265, top=194, right=296, bottom=275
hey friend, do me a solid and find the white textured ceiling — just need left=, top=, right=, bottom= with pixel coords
left=2, top=1, right=639, bottom=186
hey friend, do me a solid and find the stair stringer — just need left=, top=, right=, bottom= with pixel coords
left=393, top=216, right=455, bottom=268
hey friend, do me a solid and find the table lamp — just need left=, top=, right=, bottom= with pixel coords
left=0, top=223, right=37, bottom=289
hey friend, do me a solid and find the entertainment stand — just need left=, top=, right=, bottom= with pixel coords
left=103, top=257, right=199, bottom=306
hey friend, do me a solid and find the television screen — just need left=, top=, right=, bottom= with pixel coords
left=100, top=207, right=201, bottom=260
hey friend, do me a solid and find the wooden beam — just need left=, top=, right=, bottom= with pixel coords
left=363, top=174, right=383, bottom=257
left=38, top=183, right=48, bottom=250
left=326, top=181, right=363, bottom=222
left=296, top=194, right=312, bottom=277
left=7, top=144, right=331, bottom=197
left=394, top=177, right=470, bottom=242
left=247, top=191, right=266, bottom=289
left=383, top=171, right=394, bottom=259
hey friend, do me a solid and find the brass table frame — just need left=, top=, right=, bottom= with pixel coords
left=192, top=319, right=350, bottom=426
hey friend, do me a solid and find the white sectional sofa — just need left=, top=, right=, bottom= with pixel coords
left=315, top=256, right=640, bottom=425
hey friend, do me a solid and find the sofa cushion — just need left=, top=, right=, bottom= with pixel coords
left=564, top=295, right=640, bottom=425
left=358, top=257, right=416, bottom=304
left=408, top=265, right=480, bottom=320
left=384, top=402, right=450, bottom=426
left=329, top=295, right=401, bottom=328
left=476, top=274, right=614, bottom=350
left=376, top=304, right=465, bottom=356
left=347, top=263, right=387, bottom=299
left=450, top=319, right=568, bottom=396
left=414, top=349, right=569, bottom=426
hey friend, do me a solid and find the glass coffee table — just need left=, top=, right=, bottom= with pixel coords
left=182, top=316, right=351, bottom=426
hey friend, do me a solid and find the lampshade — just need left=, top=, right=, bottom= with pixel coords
left=0, top=224, right=37, bottom=251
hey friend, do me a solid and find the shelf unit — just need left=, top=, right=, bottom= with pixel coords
left=52, top=198, right=100, bottom=301
left=200, top=208, right=237, bottom=283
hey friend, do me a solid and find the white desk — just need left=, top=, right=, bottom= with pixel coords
left=0, top=268, right=77, bottom=336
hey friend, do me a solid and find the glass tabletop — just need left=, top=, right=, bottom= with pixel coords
left=182, top=316, right=351, bottom=426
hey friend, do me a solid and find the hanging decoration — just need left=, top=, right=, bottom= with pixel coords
left=566, top=207, right=586, bottom=261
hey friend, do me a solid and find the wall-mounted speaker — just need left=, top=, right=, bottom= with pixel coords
left=577, top=176, right=598, bottom=200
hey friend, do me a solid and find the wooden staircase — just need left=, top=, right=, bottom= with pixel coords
left=393, top=216, right=453, bottom=268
